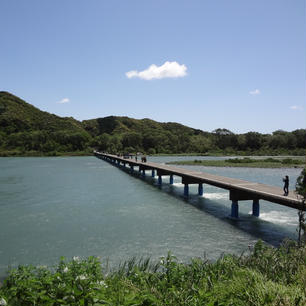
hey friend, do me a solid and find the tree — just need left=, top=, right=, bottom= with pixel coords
left=244, top=132, right=262, bottom=150
left=296, top=168, right=306, bottom=246
left=96, top=133, right=111, bottom=151
left=212, top=128, right=233, bottom=135
left=122, top=132, right=142, bottom=149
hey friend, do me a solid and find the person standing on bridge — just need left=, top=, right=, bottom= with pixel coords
left=283, top=175, right=289, bottom=196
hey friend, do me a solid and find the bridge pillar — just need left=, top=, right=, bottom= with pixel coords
left=130, top=165, right=134, bottom=173
left=142, top=169, right=146, bottom=177
left=231, top=200, right=239, bottom=218
left=152, top=169, right=155, bottom=177
left=169, top=174, right=174, bottom=184
left=158, top=175, right=162, bottom=185
left=184, top=184, right=189, bottom=197
left=198, top=183, right=203, bottom=196
left=252, top=199, right=260, bottom=217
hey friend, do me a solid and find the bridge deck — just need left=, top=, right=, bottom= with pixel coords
left=96, top=152, right=305, bottom=211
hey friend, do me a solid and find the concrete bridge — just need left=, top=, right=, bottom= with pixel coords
left=94, top=152, right=305, bottom=218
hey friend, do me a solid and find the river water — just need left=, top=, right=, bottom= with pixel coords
left=0, top=156, right=302, bottom=278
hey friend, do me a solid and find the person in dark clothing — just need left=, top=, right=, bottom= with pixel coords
left=283, top=175, right=289, bottom=196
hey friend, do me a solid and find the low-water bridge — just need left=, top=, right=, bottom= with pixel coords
left=95, top=152, right=305, bottom=218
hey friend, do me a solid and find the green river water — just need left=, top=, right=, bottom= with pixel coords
left=0, top=156, right=301, bottom=278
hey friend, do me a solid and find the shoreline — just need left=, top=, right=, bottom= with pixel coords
left=0, top=151, right=305, bottom=159
left=167, top=157, right=305, bottom=168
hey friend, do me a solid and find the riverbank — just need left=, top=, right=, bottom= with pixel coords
left=167, top=157, right=306, bottom=168
left=0, top=149, right=305, bottom=158
left=0, top=240, right=305, bottom=305
left=0, top=150, right=92, bottom=157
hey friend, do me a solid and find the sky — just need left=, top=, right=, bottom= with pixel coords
left=1, top=0, right=305, bottom=134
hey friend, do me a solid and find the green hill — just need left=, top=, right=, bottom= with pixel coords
left=0, top=92, right=85, bottom=133
left=0, top=92, right=305, bottom=156
left=0, top=92, right=91, bottom=156
left=82, top=116, right=213, bottom=154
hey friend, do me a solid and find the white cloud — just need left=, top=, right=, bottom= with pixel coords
left=57, top=98, right=70, bottom=104
left=249, top=89, right=260, bottom=95
left=126, top=61, right=187, bottom=80
left=290, top=105, right=302, bottom=110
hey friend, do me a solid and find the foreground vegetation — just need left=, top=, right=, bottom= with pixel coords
left=1, top=92, right=305, bottom=157
left=0, top=240, right=305, bottom=306
left=168, top=157, right=306, bottom=168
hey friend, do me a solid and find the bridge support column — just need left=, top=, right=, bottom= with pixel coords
left=184, top=184, right=189, bottom=197
left=130, top=165, right=134, bottom=173
left=231, top=200, right=239, bottom=218
left=152, top=170, right=155, bottom=177
left=198, top=183, right=203, bottom=196
left=158, top=175, right=162, bottom=185
left=170, top=175, right=174, bottom=184
left=142, top=169, right=145, bottom=177
left=252, top=199, right=260, bottom=217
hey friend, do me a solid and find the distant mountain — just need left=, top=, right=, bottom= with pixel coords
left=0, top=92, right=305, bottom=156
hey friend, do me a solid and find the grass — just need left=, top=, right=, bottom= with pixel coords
left=167, top=157, right=306, bottom=168
left=0, top=240, right=305, bottom=306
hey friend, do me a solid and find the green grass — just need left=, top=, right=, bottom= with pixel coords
left=167, top=157, right=306, bottom=168
left=0, top=240, right=305, bottom=306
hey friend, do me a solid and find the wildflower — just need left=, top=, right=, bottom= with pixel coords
left=63, top=267, right=69, bottom=273
left=76, top=275, right=87, bottom=281
left=73, top=256, right=80, bottom=262
left=97, top=280, right=108, bottom=288
left=0, top=298, right=7, bottom=306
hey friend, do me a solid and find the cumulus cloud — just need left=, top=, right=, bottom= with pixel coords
left=290, top=105, right=302, bottom=110
left=126, top=61, right=187, bottom=80
left=57, top=98, right=70, bottom=104
left=249, top=89, right=260, bottom=95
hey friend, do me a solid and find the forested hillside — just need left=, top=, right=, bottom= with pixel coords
left=0, top=92, right=305, bottom=156
left=0, top=92, right=90, bottom=155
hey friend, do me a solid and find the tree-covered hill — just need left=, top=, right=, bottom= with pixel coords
left=0, top=92, right=305, bottom=156
left=0, top=92, right=90, bottom=155
left=82, top=116, right=212, bottom=154
left=83, top=117, right=306, bottom=155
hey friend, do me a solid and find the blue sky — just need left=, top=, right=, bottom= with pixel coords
left=1, top=0, right=305, bottom=133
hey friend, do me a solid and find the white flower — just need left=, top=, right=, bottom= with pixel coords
left=0, top=298, right=7, bottom=306
left=97, top=280, right=108, bottom=288
left=63, top=267, right=69, bottom=273
left=73, top=256, right=80, bottom=262
left=76, top=275, right=87, bottom=281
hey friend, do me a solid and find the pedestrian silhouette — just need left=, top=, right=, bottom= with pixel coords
left=283, top=175, right=289, bottom=196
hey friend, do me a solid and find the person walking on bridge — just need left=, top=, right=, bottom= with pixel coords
left=283, top=175, right=289, bottom=196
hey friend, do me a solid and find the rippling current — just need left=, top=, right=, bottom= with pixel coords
left=0, top=156, right=302, bottom=278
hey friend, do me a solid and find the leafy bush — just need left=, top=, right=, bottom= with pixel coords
left=0, top=241, right=305, bottom=306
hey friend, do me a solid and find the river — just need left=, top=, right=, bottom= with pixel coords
left=0, top=156, right=302, bottom=278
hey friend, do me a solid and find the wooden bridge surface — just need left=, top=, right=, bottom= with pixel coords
left=96, top=152, right=305, bottom=211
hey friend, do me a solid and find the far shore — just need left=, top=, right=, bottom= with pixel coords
left=0, top=150, right=305, bottom=159
left=166, top=157, right=306, bottom=168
